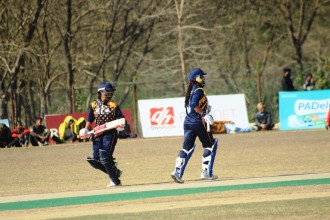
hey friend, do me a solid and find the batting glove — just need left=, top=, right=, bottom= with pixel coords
left=203, top=114, right=214, bottom=125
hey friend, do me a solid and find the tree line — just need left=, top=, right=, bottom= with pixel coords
left=1, top=0, right=329, bottom=127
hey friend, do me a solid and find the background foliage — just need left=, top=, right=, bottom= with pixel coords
left=1, top=0, right=329, bottom=128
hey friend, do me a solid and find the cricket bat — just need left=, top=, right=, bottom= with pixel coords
left=79, top=118, right=126, bottom=139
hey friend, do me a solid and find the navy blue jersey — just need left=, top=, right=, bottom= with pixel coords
left=185, top=84, right=208, bottom=124
left=87, top=99, right=125, bottom=126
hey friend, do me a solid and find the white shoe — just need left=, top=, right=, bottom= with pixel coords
left=201, top=170, right=218, bottom=180
left=171, top=170, right=184, bottom=183
left=107, top=181, right=122, bottom=188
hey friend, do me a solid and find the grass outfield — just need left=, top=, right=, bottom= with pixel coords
left=53, top=197, right=330, bottom=220
left=0, top=129, right=330, bottom=219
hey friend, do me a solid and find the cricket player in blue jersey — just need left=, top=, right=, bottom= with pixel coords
left=84, top=82, right=125, bottom=187
left=171, top=68, right=218, bottom=183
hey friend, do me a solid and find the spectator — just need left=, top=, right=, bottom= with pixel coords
left=326, top=108, right=330, bottom=130
left=59, top=116, right=78, bottom=142
left=76, top=117, right=87, bottom=142
left=7, top=121, right=30, bottom=147
left=30, top=117, right=50, bottom=146
left=211, top=120, right=254, bottom=134
left=303, top=73, right=315, bottom=91
left=281, top=68, right=296, bottom=91
left=255, top=103, right=274, bottom=131
left=52, top=116, right=80, bottom=144
left=118, top=121, right=137, bottom=139
left=0, top=123, right=12, bottom=148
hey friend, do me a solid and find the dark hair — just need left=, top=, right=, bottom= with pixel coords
left=35, top=117, right=43, bottom=122
left=184, top=83, right=194, bottom=108
left=283, top=68, right=291, bottom=73
left=15, top=120, right=22, bottom=126
left=305, top=73, right=312, bottom=78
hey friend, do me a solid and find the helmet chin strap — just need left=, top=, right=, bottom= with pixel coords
left=195, top=76, right=205, bottom=87
left=104, top=96, right=112, bottom=103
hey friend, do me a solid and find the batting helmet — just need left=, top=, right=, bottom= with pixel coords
left=98, top=82, right=116, bottom=102
left=97, top=82, right=116, bottom=92
left=188, top=68, right=207, bottom=84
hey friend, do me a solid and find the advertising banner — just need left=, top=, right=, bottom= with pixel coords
left=279, top=90, right=330, bottom=130
left=138, top=94, right=249, bottom=138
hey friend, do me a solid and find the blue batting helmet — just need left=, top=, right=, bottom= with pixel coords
left=97, top=82, right=116, bottom=92
left=188, top=68, right=207, bottom=82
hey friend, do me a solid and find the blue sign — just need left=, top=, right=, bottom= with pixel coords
left=279, top=90, right=330, bottom=130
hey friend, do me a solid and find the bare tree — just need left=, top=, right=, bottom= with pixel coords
left=63, top=0, right=74, bottom=113
left=0, top=0, right=45, bottom=124
left=75, top=0, right=158, bottom=109
left=277, top=0, right=321, bottom=71
left=174, top=0, right=187, bottom=93
left=0, top=0, right=329, bottom=124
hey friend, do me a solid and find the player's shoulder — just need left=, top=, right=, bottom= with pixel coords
left=193, top=87, right=206, bottom=95
left=91, top=99, right=118, bottom=108
left=107, top=100, right=118, bottom=108
left=91, top=100, right=98, bottom=109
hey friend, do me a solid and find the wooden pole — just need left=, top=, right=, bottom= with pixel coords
left=72, top=85, right=75, bottom=113
left=10, top=89, right=15, bottom=129
left=132, top=83, right=138, bottom=136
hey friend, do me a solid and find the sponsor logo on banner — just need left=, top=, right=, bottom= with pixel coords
left=279, top=90, right=330, bottom=130
left=150, top=107, right=175, bottom=128
left=295, top=99, right=330, bottom=115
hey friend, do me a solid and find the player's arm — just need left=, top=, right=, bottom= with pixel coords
left=85, top=105, right=95, bottom=130
left=115, top=105, right=125, bottom=119
left=191, top=89, right=205, bottom=116
left=194, top=106, right=204, bottom=116
left=83, top=105, right=95, bottom=140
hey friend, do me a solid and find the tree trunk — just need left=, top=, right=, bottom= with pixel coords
left=64, top=0, right=74, bottom=113
left=175, top=0, right=187, bottom=95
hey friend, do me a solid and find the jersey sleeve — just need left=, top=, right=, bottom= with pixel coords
left=190, top=89, right=204, bottom=109
left=86, top=104, right=95, bottom=123
left=115, top=105, right=125, bottom=119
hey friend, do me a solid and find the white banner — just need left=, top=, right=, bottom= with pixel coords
left=138, top=94, right=249, bottom=138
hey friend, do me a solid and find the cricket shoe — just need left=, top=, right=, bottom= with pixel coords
left=171, top=170, right=184, bottom=184
left=115, top=166, right=123, bottom=178
left=200, top=170, right=218, bottom=180
left=107, top=181, right=122, bottom=188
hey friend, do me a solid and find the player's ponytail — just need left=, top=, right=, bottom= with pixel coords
left=184, top=83, right=193, bottom=108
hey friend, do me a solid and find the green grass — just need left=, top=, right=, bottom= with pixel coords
left=50, top=197, right=330, bottom=220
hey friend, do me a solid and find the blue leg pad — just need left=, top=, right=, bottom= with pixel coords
left=175, top=145, right=195, bottom=178
left=202, top=138, right=218, bottom=176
